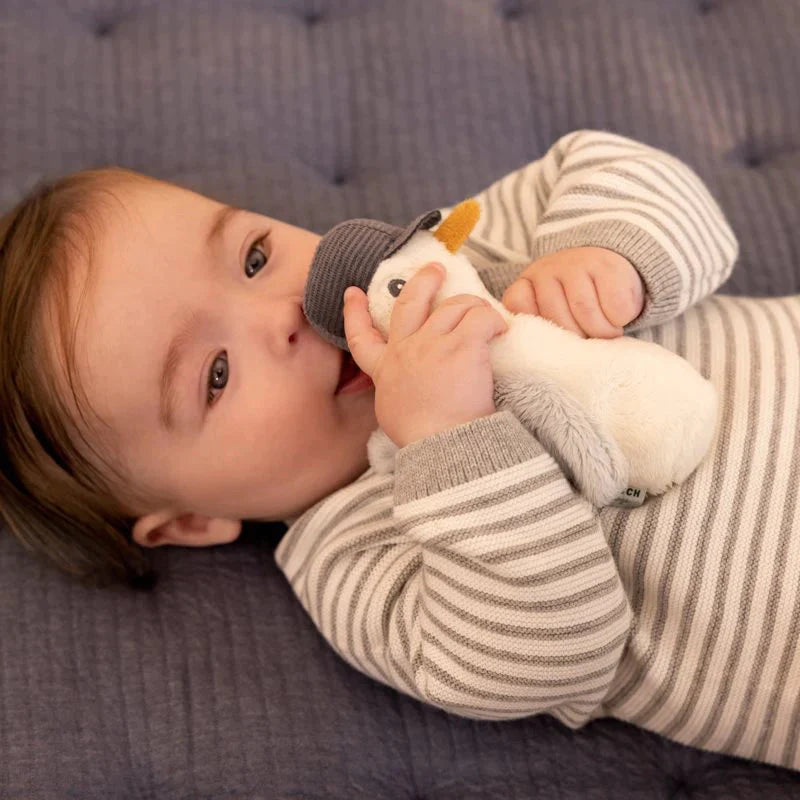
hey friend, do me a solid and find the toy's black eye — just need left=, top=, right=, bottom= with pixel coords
left=388, top=278, right=406, bottom=298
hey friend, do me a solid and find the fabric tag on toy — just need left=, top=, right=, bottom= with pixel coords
left=610, top=487, right=648, bottom=508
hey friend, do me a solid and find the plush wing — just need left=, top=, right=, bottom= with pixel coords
left=493, top=374, right=629, bottom=508
left=367, top=427, right=400, bottom=474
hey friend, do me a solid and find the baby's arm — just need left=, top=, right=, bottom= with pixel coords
left=442, top=129, right=740, bottom=332
left=274, top=411, right=632, bottom=725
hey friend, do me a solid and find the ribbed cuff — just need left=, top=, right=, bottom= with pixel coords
left=394, top=410, right=546, bottom=505
left=532, top=219, right=684, bottom=332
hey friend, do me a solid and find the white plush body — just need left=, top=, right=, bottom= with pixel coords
left=365, top=230, right=719, bottom=508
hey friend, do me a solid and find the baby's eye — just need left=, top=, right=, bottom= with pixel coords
left=245, top=235, right=270, bottom=277
left=207, top=235, right=269, bottom=409
left=207, top=352, right=228, bottom=407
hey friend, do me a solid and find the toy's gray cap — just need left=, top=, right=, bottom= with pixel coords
left=303, top=208, right=442, bottom=350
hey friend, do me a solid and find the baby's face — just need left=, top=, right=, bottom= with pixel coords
left=64, top=176, right=377, bottom=543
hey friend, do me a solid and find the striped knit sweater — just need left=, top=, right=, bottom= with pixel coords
left=275, top=130, right=800, bottom=771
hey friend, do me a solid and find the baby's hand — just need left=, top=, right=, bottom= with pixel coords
left=343, top=263, right=507, bottom=449
left=501, top=246, right=645, bottom=338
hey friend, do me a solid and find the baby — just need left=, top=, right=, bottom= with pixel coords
left=2, top=129, right=798, bottom=773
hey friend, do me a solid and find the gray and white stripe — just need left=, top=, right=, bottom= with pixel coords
left=441, top=128, right=739, bottom=333
left=601, top=293, right=800, bottom=770
left=278, top=435, right=632, bottom=728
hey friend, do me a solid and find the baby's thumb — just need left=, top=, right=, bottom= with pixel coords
left=342, top=287, right=383, bottom=378
left=502, top=277, right=538, bottom=315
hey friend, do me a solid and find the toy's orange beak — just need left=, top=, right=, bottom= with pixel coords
left=432, top=198, right=480, bottom=254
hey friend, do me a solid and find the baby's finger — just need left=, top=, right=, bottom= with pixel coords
left=592, top=269, right=645, bottom=328
left=453, top=304, right=509, bottom=345
left=425, top=294, right=489, bottom=335
left=388, top=263, right=445, bottom=343
left=530, top=276, right=587, bottom=338
left=342, top=287, right=385, bottom=378
left=502, top=277, right=539, bottom=315
left=561, top=270, right=624, bottom=338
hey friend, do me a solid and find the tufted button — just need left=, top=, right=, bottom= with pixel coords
left=745, top=153, right=763, bottom=168
left=332, top=173, right=347, bottom=186
left=697, top=0, right=715, bottom=12
left=304, top=11, right=323, bottom=25
left=94, top=19, right=115, bottom=37
left=667, top=774, right=694, bottom=798
left=727, top=140, right=766, bottom=168
left=497, top=0, right=523, bottom=19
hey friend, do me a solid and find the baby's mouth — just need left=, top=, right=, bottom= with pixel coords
left=335, top=350, right=372, bottom=394
left=335, top=350, right=359, bottom=392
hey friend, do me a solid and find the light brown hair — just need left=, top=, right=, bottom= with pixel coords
left=0, top=167, right=161, bottom=590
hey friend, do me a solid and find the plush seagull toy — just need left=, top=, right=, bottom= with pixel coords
left=303, top=199, right=719, bottom=509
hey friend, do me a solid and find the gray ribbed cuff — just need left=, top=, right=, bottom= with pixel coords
left=532, top=219, right=683, bottom=332
left=394, top=410, right=546, bottom=504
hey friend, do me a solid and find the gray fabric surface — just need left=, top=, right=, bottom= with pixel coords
left=1, top=0, right=799, bottom=797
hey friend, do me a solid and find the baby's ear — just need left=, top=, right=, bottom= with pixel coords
left=132, top=510, right=241, bottom=548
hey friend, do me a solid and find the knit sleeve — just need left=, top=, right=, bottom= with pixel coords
left=439, top=129, right=740, bottom=332
left=274, top=410, right=631, bottom=726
